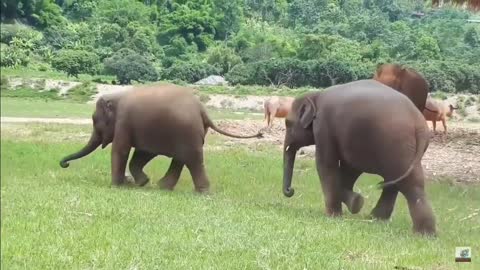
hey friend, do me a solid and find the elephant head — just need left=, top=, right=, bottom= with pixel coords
left=59, top=95, right=120, bottom=168
left=282, top=94, right=316, bottom=197
left=373, top=63, right=429, bottom=112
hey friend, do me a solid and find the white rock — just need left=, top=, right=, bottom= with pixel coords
left=194, top=75, right=228, bottom=86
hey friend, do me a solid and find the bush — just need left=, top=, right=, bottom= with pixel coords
left=161, top=61, right=220, bottom=83
left=104, top=48, right=158, bottom=84
left=0, top=43, right=29, bottom=67
left=51, top=49, right=100, bottom=77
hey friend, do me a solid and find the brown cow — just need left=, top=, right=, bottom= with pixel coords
left=422, top=97, right=458, bottom=134
left=264, top=96, right=295, bottom=128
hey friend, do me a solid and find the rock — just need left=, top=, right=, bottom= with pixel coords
left=194, top=75, right=228, bottom=86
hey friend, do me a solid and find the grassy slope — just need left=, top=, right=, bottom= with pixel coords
left=1, top=123, right=479, bottom=269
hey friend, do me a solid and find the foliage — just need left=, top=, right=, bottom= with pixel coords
left=206, top=43, right=243, bottom=74
left=161, top=60, right=220, bottom=83
left=103, top=48, right=158, bottom=84
left=0, top=43, right=30, bottom=67
left=51, top=49, right=100, bottom=77
left=0, top=0, right=479, bottom=92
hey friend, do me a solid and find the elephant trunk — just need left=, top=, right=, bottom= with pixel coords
left=59, top=131, right=102, bottom=168
left=283, top=144, right=297, bottom=197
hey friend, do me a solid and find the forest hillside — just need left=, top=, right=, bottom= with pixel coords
left=1, top=0, right=479, bottom=93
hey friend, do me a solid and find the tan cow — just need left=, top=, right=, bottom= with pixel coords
left=422, top=97, right=458, bottom=134
left=264, top=96, right=295, bottom=128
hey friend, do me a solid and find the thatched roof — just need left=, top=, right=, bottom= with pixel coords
left=432, top=0, right=480, bottom=10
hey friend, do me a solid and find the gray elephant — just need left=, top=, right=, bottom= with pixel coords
left=282, top=79, right=436, bottom=236
left=60, top=84, right=263, bottom=193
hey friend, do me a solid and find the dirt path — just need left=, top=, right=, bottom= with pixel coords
left=2, top=116, right=479, bottom=184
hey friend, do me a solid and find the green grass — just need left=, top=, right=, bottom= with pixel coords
left=0, top=97, right=262, bottom=120
left=1, top=123, right=479, bottom=269
left=1, top=97, right=95, bottom=118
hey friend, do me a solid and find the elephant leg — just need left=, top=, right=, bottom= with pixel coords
left=370, top=186, right=399, bottom=220
left=398, top=165, right=436, bottom=236
left=129, top=149, right=156, bottom=186
left=339, top=163, right=364, bottom=214
left=111, top=134, right=131, bottom=186
left=186, top=151, right=210, bottom=193
left=316, top=155, right=343, bottom=216
left=158, top=159, right=184, bottom=190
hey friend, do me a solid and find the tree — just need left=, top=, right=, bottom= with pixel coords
left=104, top=48, right=158, bottom=84
left=214, top=0, right=243, bottom=40
left=51, top=49, right=99, bottom=77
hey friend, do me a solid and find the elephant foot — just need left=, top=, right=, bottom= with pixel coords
left=194, top=186, right=210, bottom=194
left=158, top=178, right=176, bottom=191
left=370, top=207, right=393, bottom=220
left=345, top=193, right=364, bottom=214
left=135, top=176, right=150, bottom=187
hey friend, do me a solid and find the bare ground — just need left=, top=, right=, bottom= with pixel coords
left=1, top=116, right=479, bottom=184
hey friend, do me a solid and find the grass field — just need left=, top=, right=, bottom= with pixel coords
left=0, top=97, right=263, bottom=120
left=1, top=123, right=479, bottom=269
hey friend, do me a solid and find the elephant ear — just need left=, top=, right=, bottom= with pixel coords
left=298, top=97, right=317, bottom=129
left=98, top=98, right=115, bottom=125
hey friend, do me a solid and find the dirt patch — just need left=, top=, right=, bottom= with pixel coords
left=210, top=119, right=480, bottom=184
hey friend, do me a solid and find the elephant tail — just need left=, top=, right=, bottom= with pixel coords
left=201, top=108, right=263, bottom=139
left=378, top=126, right=429, bottom=189
left=59, top=130, right=102, bottom=168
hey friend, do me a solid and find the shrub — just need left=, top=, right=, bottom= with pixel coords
left=0, top=43, right=29, bottom=67
left=104, top=48, right=158, bottom=84
left=51, top=49, right=100, bottom=77
left=161, top=61, right=220, bottom=83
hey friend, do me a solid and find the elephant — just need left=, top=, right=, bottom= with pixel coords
left=282, top=79, right=436, bottom=235
left=423, top=97, right=458, bottom=134
left=373, top=63, right=436, bottom=113
left=60, top=84, right=263, bottom=193
left=263, top=96, right=295, bottom=128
